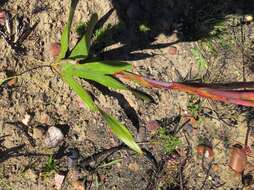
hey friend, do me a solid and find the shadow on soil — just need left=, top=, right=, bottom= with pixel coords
left=0, top=136, right=49, bottom=163
left=92, top=0, right=254, bottom=61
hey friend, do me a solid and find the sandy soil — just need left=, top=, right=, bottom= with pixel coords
left=1, top=0, right=254, bottom=189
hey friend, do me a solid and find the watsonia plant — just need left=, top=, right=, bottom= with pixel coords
left=52, top=0, right=143, bottom=154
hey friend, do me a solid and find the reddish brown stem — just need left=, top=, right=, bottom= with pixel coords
left=115, top=71, right=254, bottom=107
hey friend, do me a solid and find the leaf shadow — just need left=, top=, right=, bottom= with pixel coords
left=89, top=80, right=141, bottom=131
left=90, top=0, right=254, bottom=61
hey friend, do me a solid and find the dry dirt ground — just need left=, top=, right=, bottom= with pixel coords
left=1, top=0, right=254, bottom=190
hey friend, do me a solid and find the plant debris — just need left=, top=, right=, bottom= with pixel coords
left=0, top=10, right=37, bottom=54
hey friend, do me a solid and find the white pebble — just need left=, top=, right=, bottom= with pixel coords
left=45, top=126, right=64, bottom=147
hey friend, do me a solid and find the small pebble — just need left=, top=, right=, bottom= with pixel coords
left=7, top=78, right=17, bottom=86
left=44, top=126, right=64, bottom=147
left=54, top=173, right=65, bottom=190
left=22, top=113, right=31, bottom=125
left=49, top=42, right=61, bottom=57
left=168, top=46, right=177, bottom=55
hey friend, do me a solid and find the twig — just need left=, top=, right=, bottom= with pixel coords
left=245, top=125, right=251, bottom=147
left=0, top=64, right=51, bottom=86
left=179, top=158, right=186, bottom=190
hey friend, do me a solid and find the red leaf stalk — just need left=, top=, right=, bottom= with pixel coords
left=114, top=71, right=254, bottom=107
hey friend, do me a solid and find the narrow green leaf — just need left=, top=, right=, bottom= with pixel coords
left=74, top=71, right=128, bottom=90
left=98, top=158, right=123, bottom=168
left=89, top=75, right=129, bottom=90
left=58, top=0, right=79, bottom=60
left=69, top=36, right=88, bottom=59
left=71, top=63, right=152, bottom=101
left=73, top=61, right=132, bottom=75
left=69, top=13, right=98, bottom=59
left=100, top=109, right=142, bottom=154
left=61, top=63, right=98, bottom=112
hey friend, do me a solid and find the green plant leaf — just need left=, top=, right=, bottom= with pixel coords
left=69, top=13, right=98, bottom=59
left=71, top=63, right=152, bottom=101
left=100, top=109, right=142, bottom=154
left=61, top=63, right=98, bottom=112
left=58, top=0, right=79, bottom=60
left=88, top=75, right=129, bottom=90
left=98, top=158, right=123, bottom=168
left=73, top=61, right=132, bottom=75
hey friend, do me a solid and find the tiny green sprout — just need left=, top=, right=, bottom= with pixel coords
left=98, top=158, right=123, bottom=168
left=138, top=24, right=151, bottom=33
left=158, top=128, right=181, bottom=154
left=187, top=98, right=202, bottom=119
left=43, top=155, right=57, bottom=173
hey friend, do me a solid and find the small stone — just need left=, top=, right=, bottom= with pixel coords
left=22, top=113, right=31, bottom=125
left=54, top=173, right=65, bottom=190
left=45, top=126, right=64, bottom=147
left=7, top=78, right=17, bottom=86
left=49, top=42, right=61, bottom=57
left=168, top=46, right=177, bottom=55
